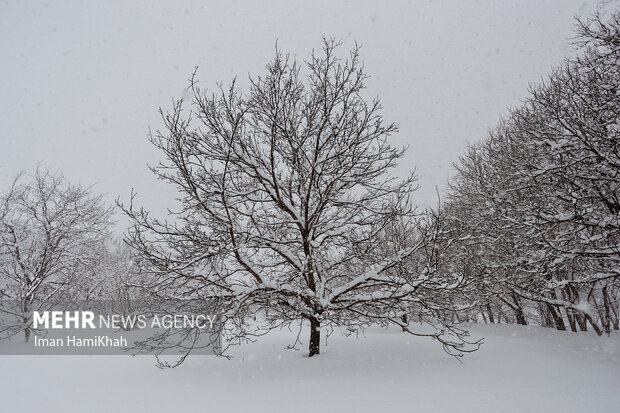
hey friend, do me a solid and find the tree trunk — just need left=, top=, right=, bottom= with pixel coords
left=575, top=312, right=588, bottom=331
left=514, top=308, right=527, bottom=326
left=308, top=317, right=320, bottom=357
left=546, top=303, right=566, bottom=331
left=23, top=312, right=31, bottom=343
left=566, top=285, right=587, bottom=331
left=608, top=288, right=619, bottom=331
left=548, top=291, right=566, bottom=331
left=510, top=293, right=527, bottom=325
left=486, top=304, right=495, bottom=323
left=566, top=311, right=577, bottom=332
left=561, top=287, right=577, bottom=332
left=479, top=306, right=488, bottom=323
left=602, top=286, right=612, bottom=336
left=539, top=303, right=553, bottom=327
left=585, top=313, right=602, bottom=336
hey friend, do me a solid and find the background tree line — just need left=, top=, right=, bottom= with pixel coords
left=444, top=11, right=620, bottom=335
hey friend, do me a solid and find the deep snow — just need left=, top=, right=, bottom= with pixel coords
left=0, top=323, right=618, bottom=412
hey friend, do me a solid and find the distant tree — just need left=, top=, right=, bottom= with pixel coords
left=122, top=39, right=479, bottom=357
left=0, top=168, right=113, bottom=341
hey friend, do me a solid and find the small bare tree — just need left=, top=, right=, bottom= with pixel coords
left=123, top=39, right=478, bottom=358
left=0, top=168, right=113, bottom=341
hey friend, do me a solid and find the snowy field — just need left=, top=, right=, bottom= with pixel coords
left=1, top=324, right=618, bottom=413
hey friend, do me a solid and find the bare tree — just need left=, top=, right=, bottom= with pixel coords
left=122, top=39, right=479, bottom=357
left=0, top=167, right=114, bottom=341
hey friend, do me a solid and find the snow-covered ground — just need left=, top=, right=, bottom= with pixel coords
left=1, top=324, right=618, bottom=412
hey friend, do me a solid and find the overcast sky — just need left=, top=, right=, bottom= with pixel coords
left=0, top=0, right=615, bottom=228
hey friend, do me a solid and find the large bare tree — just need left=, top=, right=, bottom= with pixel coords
left=123, top=40, right=477, bottom=357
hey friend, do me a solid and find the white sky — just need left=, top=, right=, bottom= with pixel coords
left=0, top=0, right=614, bottom=228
